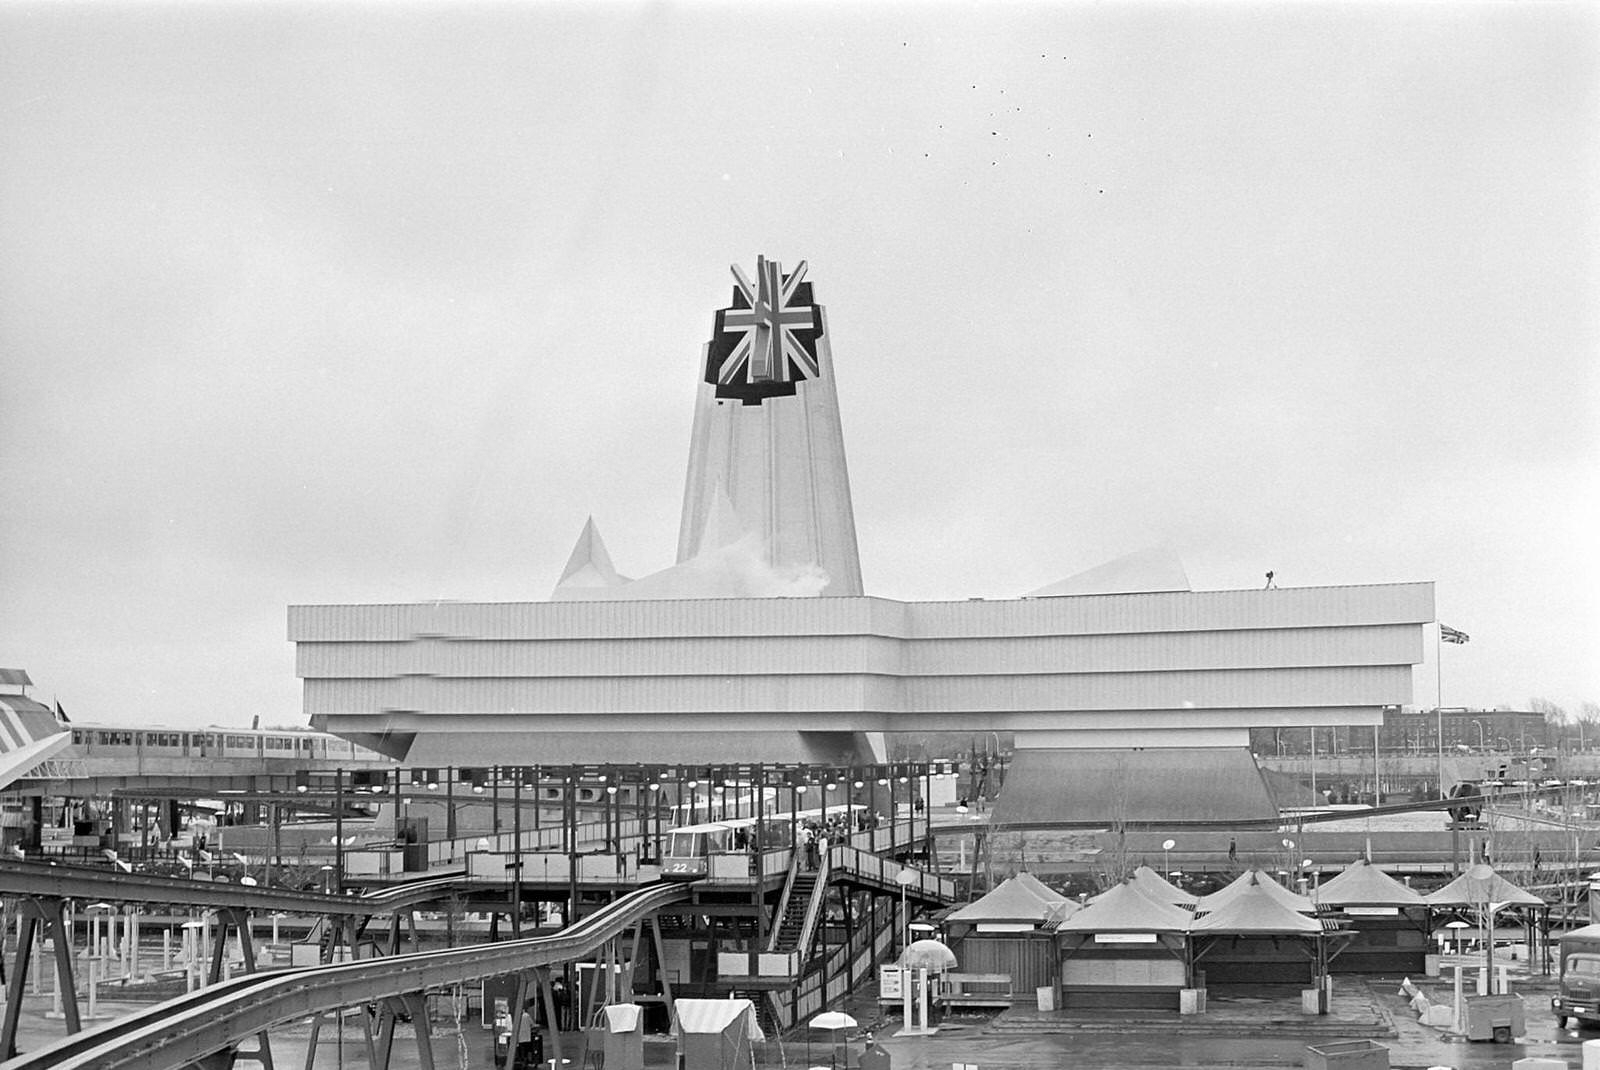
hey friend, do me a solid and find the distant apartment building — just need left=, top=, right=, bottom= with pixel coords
left=1251, top=707, right=1551, bottom=756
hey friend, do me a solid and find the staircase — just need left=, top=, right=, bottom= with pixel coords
left=318, top=919, right=337, bottom=963
left=771, top=872, right=818, bottom=953
left=747, top=992, right=782, bottom=1039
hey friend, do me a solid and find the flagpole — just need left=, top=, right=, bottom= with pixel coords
left=1437, top=625, right=1445, bottom=800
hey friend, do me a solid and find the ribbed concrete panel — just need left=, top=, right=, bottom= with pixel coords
left=289, top=583, right=1430, bottom=644
left=295, top=624, right=1418, bottom=681
left=897, top=625, right=1418, bottom=675
left=302, top=665, right=1411, bottom=717
left=292, top=582, right=1433, bottom=765
left=313, top=705, right=1384, bottom=736
left=904, top=666, right=1414, bottom=712
left=291, top=597, right=908, bottom=643
left=917, top=583, right=1434, bottom=638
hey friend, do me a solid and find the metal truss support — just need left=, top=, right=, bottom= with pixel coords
left=2, top=897, right=78, bottom=1059
left=536, top=966, right=565, bottom=1070
left=502, top=972, right=530, bottom=1070
left=648, top=915, right=675, bottom=1019
left=359, top=990, right=430, bottom=1070
left=204, top=907, right=273, bottom=1070
left=402, top=992, right=434, bottom=1070
left=382, top=907, right=420, bottom=957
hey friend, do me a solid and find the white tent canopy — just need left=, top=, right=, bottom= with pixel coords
left=675, top=998, right=766, bottom=1040
left=675, top=998, right=765, bottom=1070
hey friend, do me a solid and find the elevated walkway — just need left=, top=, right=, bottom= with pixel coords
left=716, top=840, right=956, bottom=1035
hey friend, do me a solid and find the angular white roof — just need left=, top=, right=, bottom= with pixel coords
left=1189, top=882, right=1323, bottom=934
left=949, top=875, right=1074, bottom=924
left=1425, top=863, right=1544, bottom=908
left=1128, top=865, right=1199, bottom=907
left=1058, top=881, right=1194, bottom=933
left=1025, top=548, right=1191, bottom=598
left=1195, top=869, right=1315, bottom=915
left=1314, top=859, right=1426, bottom=908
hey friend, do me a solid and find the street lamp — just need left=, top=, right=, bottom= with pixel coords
left=1162, top=838, right=1175, bottom=876
left=896, top=869, right=916, bottom=952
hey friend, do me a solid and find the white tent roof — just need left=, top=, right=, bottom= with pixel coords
left=674, top=998, right=765, bottom=1040
left=1424, top=863, right=1544, bottom=908
left=1011, top=871, right=1070, bottom=904
left=1196, top=869, right=1314, bottom=914
left=1314, top=859, right=1426, bottom=908
left=948, top=876, right=1068, bottom=923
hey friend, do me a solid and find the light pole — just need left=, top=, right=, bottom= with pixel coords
left=896, top=869, right=916, bottom=952
left=1162, top=838, right=1175, bottom=877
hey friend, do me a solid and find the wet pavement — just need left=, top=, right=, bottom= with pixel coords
left=8, top=972, right=1600, bottom=1069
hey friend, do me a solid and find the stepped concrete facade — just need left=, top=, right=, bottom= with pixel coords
left=292, top=256, right=1433, bottom=823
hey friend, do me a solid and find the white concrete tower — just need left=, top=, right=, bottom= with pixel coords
left=676, top=256, right=863, bottom=596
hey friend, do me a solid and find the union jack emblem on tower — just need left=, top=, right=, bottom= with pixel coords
left=704, top=256, right=824, bottom=405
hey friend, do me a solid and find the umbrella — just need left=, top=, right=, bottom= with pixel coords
left=898, top=939, right=958, bottom=971
left=809, top=1011, right=858, bottom=1069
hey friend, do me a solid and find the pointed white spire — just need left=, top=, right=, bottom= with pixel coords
left=552, top=518, right=629, bottom=594
left=693, top=481, right=747, bottom=558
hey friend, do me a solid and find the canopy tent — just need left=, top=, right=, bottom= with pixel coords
left=1424, top=863, right=1545, bottom=909
left=1057, top=882, right=1193, bottom=934
left=1195, top=869, right=1314, bottom=915
left=1314, top=859, right=1427, bottom=908
left=1312, top=859, right=1429, bottom=975
left=674, top=999, right=765, bottom=1070
left=948, top=876, right=1074, bottom=928
left=1189, top=885, right=1323, bottom=935
left=1189, top=882, right=1339, bottom=1002
left=1127, top=865, right=1198, bottom=907
left=1424, top=863, right=1547, bottom=996
left=1055, top=880, right=1193, bottom=1010
left=1012, top=871, right=1071, bottom=904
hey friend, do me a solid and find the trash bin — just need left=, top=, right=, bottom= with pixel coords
left=1036, top=985, right=1056, bottom=1011
left=512, top=1031, right=544, bottom=1070
left=1304, top=1039, right=1390, bottom=1070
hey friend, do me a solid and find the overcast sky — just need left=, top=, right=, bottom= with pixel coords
left=2, top=1, right=1596, bottom=730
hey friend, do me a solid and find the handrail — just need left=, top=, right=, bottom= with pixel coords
left=2, top=882, right=693, bottom=1070
left=792, top=851, right=830, bottom=962
left=0, top=860, right=451, bottom=916
left=827, top=844, right=959, bottom=903
left=765, top=851, right=802, bottom=953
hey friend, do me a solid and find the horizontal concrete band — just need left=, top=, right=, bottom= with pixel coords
left=289, top=583, right=1435, bottom=643
left=302, top=664, right=1414, bottom=716
left=312, top=705, right=1388, bottom=736
left=294, top=624, right=1424, bottom=679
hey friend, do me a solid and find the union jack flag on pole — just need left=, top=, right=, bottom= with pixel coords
left=1440, top=624, right=1470, bottom=644
left=705, top=256, right=824, bottom=405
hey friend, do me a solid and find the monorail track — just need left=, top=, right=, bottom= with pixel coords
left=1, top=880, right=692, bottom=1070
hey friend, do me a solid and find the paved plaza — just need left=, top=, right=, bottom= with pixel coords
left=8, top=966, right=1600, bottom=1070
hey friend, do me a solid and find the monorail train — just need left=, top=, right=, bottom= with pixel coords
left=63, top=723, right=389, bottom=763
left=662, top=805, right=870, bottom=879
